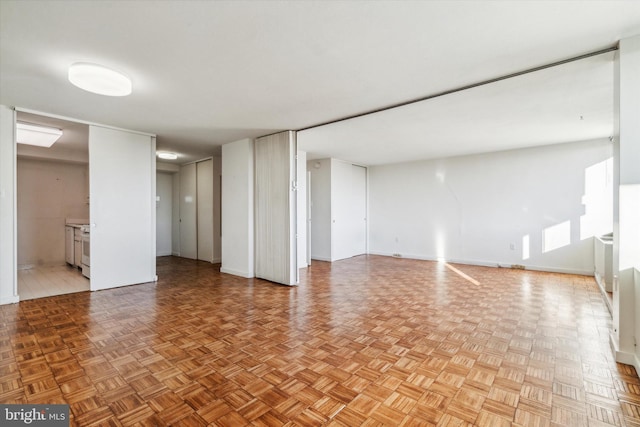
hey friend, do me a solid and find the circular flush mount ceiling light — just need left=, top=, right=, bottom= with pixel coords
left=157, top=151, right=178, bottom=160
left=68, top=62, right=132, bottom=96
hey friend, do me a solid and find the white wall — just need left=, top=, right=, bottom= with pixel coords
left=308, top=158, right=332, bottom=261
left=368, top=139, right=613, bottom=275
left=17, top=158, right=89, bottom=266
left=221, top=138, right=254, bottom=278
left=297, top=151, right=308, bottom=268
left=0, top=105, right=18, bottom=304
left=156, top=172, right=173, bottom=256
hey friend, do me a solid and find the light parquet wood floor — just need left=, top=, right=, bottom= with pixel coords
left=18, top=264, right=90, bottom=300
left=1, top=255, right=639, bottom=426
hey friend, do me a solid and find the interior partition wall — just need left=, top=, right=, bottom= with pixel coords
left=89, top=125, right=156, bottom=291
left=254, top=131, right=298, bottom=286
left=0, top=105, right=17, bottom=304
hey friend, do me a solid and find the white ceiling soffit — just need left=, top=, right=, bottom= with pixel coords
left=298, top=52, right=615, bottom=165
left=1, top=1, right=639, bottom=164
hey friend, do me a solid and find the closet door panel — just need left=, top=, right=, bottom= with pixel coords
left=331, top=162, right=367, bottom=261
left=254, top=131, right=297, bottom=285
left=331, top=160, right=353, bottom=261
left=352, top=165, right=367, bottom=256
left=197, top=159, right=214, bottom=262
left=179, top=163, right=197, bottom=259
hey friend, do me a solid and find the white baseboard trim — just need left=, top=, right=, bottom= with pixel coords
left=310, top=256, right=331, bottom=262
left=367, top=251, right=593, bottom=276
left=220, top=267, right=254, bottom=278
left=0, top=295, right=19, bottom=305
left=171, top=251, right=180, bottom=256
left=594, top=273, right=613, bottom=315
left=610, top=333, right=640, bottom=376
left=157, top=251, right=172, bottom=257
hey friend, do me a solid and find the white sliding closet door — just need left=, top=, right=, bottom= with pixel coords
left=179, top=163, right=197, bottom=259
left=197, top=159, right=214, bottom=262
left=89, top=126, right=156, bottom=291
left=254, top=131, right=298, bottom=286
left=332, top=160, right=353, bottom=261
left=352, top=165, right=367, bottom=256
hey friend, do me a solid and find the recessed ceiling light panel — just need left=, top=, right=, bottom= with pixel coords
left=68, top=62, right=132, bottom=96
left=16, top=122, right=63, bottom=147
left=156, top=151, right=178, bottom=160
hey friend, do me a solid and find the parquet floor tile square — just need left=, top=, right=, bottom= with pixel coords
left=1, top=255, right=639, bottom=426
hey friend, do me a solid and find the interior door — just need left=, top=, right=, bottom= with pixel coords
left=197, top=159, right=214, bottom=262
left=179, top=163, right=197, bottom=259
left=89, top=126, right=155, bottom=291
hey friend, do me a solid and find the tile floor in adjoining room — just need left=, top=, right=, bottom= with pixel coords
left=1, top=255, right=639, bottom=426
left=17, top=264, right=89, bottom=300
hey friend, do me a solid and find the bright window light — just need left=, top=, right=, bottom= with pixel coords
left=68, top=62, right=132, bottom=96
left=580, top=158, right=613, bottom=240
left=543, top=221, right=571, bottom=253
left=16, top=122, right=63, bottom=147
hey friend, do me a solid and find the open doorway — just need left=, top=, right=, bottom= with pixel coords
left=16, top=112, right=91, bottom=299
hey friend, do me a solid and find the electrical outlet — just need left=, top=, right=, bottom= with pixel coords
left=509, top=243, right=515, bottom=250
left=392, top=253, right=402, bottom=258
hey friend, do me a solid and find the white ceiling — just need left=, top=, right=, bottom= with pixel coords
left=1, top=1, right=639, bottom=165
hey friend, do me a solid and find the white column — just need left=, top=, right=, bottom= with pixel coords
left=0, top=105, right=18, bottom=304
left=611, top=34, right=640, bottom=372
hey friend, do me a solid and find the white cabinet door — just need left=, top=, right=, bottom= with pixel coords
left=89, top=126, right=155, bottom=291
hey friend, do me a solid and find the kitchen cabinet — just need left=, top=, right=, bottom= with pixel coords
left=65, top=225, right=74, bottom=265
left=74, top=228, right=82, bottom=267
left=65, top=223, right=86, bottom=268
